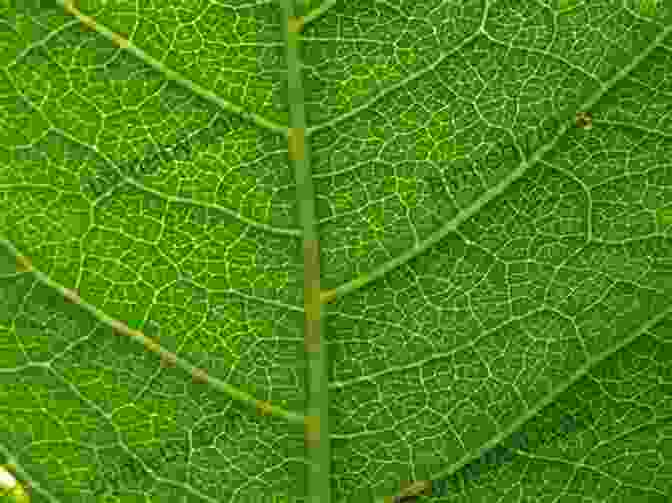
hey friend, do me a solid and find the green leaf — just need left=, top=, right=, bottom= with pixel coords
left=1, top=1, right=671, bottom=503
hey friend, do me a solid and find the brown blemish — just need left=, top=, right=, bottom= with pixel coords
left=398, top=479, right=432, bottom=499
left=160, top=352, right=177, bottom=368
left=110, top=319, right=127, bottom=336
left=16, top=255, right=32, bottom=273
left=575, top=111, right=593, bottom=129
left=303, top=239, right=321, bottom=353
left=191, top=367, right=208, bottom=384
left=63, top=0, right=77, bottom=13
left=305, top=318, right=321, bottom=353
left=111, top=322, right=143, bottom=339
left=64, top=0, right=97, bottom=32
left=112, top=32, right=130, bottom=49
left=63, top=288, right=80, bottom=304
left=142, top=335, right=160, bottom=352
left=65, top=0, right=128, bottom=47
left=288, top=16, right=304, bottom=33
left=288, top=128, right=305, bottom=161
left=320, top=289, right=336, bottom=304
left=257, top=400, right=273, bottom=417
left=304, top=415, right=320, bottom=448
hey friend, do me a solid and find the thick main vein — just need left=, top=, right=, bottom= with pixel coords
left=280, top=1, right=332, bottom=503
left=322, top=23, right=672, bottom=305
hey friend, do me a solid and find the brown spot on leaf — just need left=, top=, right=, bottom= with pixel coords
left=63, top=288, right=80, bottom=304
left=320, top=289, right=336, bottom=304
left=288, top=16, right=304, bottom=33
left=397, top=480, right=432, bottom=500
left=142, top=335, right=160, bottom=353
left=15, top=255, right=32, bottom=273
left=257, top=400, right=274, bottom=417
left=289, top=128, right=305, bottom=161
left=78, top=14, right=97, bottom=32
left=112, top=32, right=130, bottom=49
left=304, top=415, right=320, bottom=448
left=575, top=111, right=592, bottom=129
left=111, top=319, right=128, bottom=337
left=303, top=239, right=322, bottom=352
left=191, top=368, right=208, bottom=384
left=160, top=352, right=177, bottom=368
left=305, top=318, right=321, bottom=353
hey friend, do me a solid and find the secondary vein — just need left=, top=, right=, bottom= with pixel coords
left=56, top=0, right=289, bottom=137
left=1, top=75, right=302, bottom=238
left=0, top=237, right=306, bottom=427
left=323, top=23, right=672, bottom=305
left=384, top=300, right=672, bottom=502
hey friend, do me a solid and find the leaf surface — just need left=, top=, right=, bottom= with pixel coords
left=1, top=1, right=671, bottom=502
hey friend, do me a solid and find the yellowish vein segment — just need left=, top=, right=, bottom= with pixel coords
left=304, top=240, right=322, bottom=355
left=319, top=288, right=336, bottom=304
left=325, top=22, right=672, bottom=304
left=15, top=255, right=32, bottom=273
left=0, top=86, right=300, bottom=238
left=0, top=465, right=30, bottom=503
left=289, top=127, right=306, bottom=161
left=281, top=1, right=331, bottom=501
left=388, top=480, right=431, bottom=502
left=64, top=0, right=129, bottom=47
left=288, top=16, right=305, bottom=33
left=0, top=238, right=305, bottom=426
left=56, top=0, right=287, bottom=135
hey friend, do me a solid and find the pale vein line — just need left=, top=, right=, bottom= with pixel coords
left=306, top=30, right=483, bottom=136
left=119, top=178, right=302, bottom=238
left=0, top=362, right=49, bottom=374
left=381, top=301, right=672, bottom=502
left=590, top=233, right=670, bottom=246
left=2, top=74, right=301, bottom=238
left=324, top=23, right=672, bottom=305
left=81, top=221, right=305, bottom=312
left=4, top=18, right=80, bottom=69
left=329, top=307, right=549, bottom=390
left=515, top=447, right=669, bottom=498
left=479, top=29, right=601, bottom=83
left=0, top=237, right=306, bottom=426
left=302, top=0, right=339, bottom=28
left=53, top=0, right=288, bottom=137
left=65, top=126, right=301, bottom=237
left=591, top=119, right=672, bottom=140
left=215, top=288, right=305, bottom=313
left=46, top=368, right=224, bottom=503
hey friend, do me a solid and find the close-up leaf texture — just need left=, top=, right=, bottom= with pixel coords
left=1, top=0, right=671, bottom=502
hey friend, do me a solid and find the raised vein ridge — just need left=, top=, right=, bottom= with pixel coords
left=0, top=237, right=306, bottom=426
left=323, top=23, right=672, bottom=305
left=280, top=1, right=332, bottom=502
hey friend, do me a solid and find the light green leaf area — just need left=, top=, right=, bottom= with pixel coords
left=1, top=1, right=671, bottom=503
